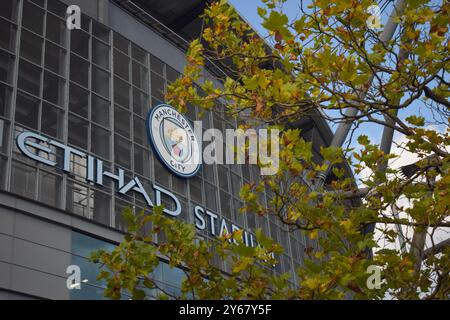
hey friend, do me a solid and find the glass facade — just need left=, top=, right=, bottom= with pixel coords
left=0, top=0, right=316, bottom=293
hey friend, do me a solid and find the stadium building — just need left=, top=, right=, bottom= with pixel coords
left=0, top=0, right=359, bottom=299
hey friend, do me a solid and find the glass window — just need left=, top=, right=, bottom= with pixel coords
left=91, top=124, right=110, bottom=159
left=19, top=29, right=42, bottom=65
left=151, top=72, right=165, bottom=101
left=0, top=83, right=12, bottom=118
left=66, top=180, right=88, bottom=217
left=0, top=156, right=7, bottom=190
left=46, top=14, right=66, bottom=47
left=70, top=30, right=89, bottom=59
left=0, top=0, right=18, bottom=22
left=29, top=0, right=44, bottom=7
left=218, top=165, right=229, bottom=191
left=70, top=54, right=89, bottom=88
left=92, top=20, right=109, bottom=43
left=114, top=105, right=130, bottom=138
left=92, top=38, right=109, bottom=69
left=0, top=51, right=15, bottom=85
left=71, top=231, right=115, bottom=258
left=205, top=182, right=217, bottom=211
left=113, top=32, right=129, bottom=54
left=91, top=189, right=111, bottom=225
left=114, top=76, right=130, bottom=108
left=38, top=171, right=62, bottom=207
left=231, top=172, right=242, bottom=195
left=0, top=19, right=16, bottom=52
left=133, top=115, right=146, bottom=145
left=15, top=91, right=39, bottom=129
left=150, top=55, right=164, bottom=75
left=154, top=159, right=170, bottom=188
left=41, top=102, right=64, bottom=139
left=114, top=198, right=130, bottom=231
left=114, top=134, right=131, bottom=169
left=166, top=65, right=180, bottom=83
left=134, top=144, right=151, bottom=178
left=22, top=1, right=44, bottom=35
left=203, top=164, right=215, bottom=183
left=47, top=0, right=67, bottom=18
left=189, top=176, right=203, bottom=203
left=43, top=71, right=65, bottom=106
left=220, top=190, right=232, bottom=218
left=0, top=119, right=9, bottom=154
left=45, top=41, right=65, bottom=75
left=132, top=61, right=148, bottom=90
left=132, top=44, right=146, bottom=65
left=11, top=160, right=36, bottom=199
left=133, top=87, right=149, bottom=116
left=69, top=82, right=89, bottom=117
left=91, top=94, right=110, bottom=128
left=113, top=50, right=129, bottom=81
left=68, top=114, right=88, bottom=149
left=92, top=66, right=110, bottom=98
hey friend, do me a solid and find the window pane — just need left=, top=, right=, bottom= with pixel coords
left=38, top=171, right=62, bottom=207
left=66, top=180, right=88, bottom=217
left=47, top=0, right=67, bottom=18
left=114, top=134, right=131, bottom=168
left=20, top=29, right=42, bottom=65
left=166, top=65, right=180, bottom=83
left=0, top=83, right=12, bottom=117
left=22, top=1, right=44, bottom=34
left=0, top=51, right=15, bottom=85
left=150, top=55, right=164, bottom=75
left=92, top=66, right=110, bottom=98
left=46, top=14, right=66, bottom=47
left=70, top=30, right=89, bottom=59
left=91, top=124, right=110, bottom=159
left=43, top=71, right=65, bottom=106
left=113, top=32, right=129, bottom=54
left=91, top=94, right=110, bottom=127
left=114, top=105, right=130, bottom=138
left=189, top=176, right=203, bottom=203
left=220, top=190, right=232, bottom=218
left=92, top=20, right=109, bottom=43
left=134, top=144, right=151, bottom=178
left=91, top=190, right=111, bottom=225
left=68, top=114, right=88, bottom=149
left=113, top=50, right=129, bottom=81
left=11, top=160, right=36, bottom=198
left=151, top=72, right=165, bottom=101
left=205, top=182, right=217, bottom=211
left=132, top=44, right=146, bottom=65
left=70, top=54, right=89, bottom=88
left=218, top=165, right=229, bottom=191
left=114, top=76, right=129, bottom=107
left=132, top=61, right=148, bottom=90
left=92, top=38, right=109, bottom=69
left=154, top=159, right=170, bottom=188
left=15, top=91, right=39, bottom=129
left=0, top=19, right=16, bottom=52
left=45, top=41, right=65, bottom=75
left=133, top=115, right=146, bottom=145
left=41, top=102, right=64, bottom=139
left=0, top=119, right=9, bottom=154
left=0, top=0, right=18, bottom=22
left=133, top=87, right=149, bottom=116
left=69, top=82, right=89, bottom=117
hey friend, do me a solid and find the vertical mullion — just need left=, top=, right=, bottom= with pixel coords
left=6, top=0, right=24, bottom=192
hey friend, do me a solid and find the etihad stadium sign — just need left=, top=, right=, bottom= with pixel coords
left=15, top=131, right=258, bottom=247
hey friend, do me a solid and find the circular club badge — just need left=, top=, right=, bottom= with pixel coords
left=146, top=104, right=201, bottom=178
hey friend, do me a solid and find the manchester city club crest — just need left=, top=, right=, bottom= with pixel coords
left=146, top=104, right=201, bottom=178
